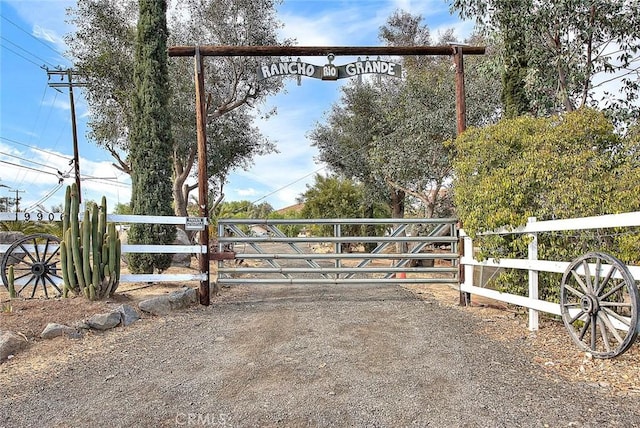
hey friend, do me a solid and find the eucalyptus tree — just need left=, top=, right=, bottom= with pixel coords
left=451, top=0, right=640, bottom=120
left=66, top=0, right=287, bottom=216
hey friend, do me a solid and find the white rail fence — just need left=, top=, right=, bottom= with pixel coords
left=460, top=211, right=640, bottom=331
left=109, top=215, right=208, bottom=283
left=0, top=212, right=208, bottom=285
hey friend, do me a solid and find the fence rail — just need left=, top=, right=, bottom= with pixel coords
left=460, top=211, right=640, bottom=331
left=0, top=213, right=209, bottom=285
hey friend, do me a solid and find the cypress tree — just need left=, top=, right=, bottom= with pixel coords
left=128, top=0, right=175, bottom=273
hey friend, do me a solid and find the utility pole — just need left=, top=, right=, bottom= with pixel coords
left=47, top=68, right=86, bottom=202
left=8, top=189, right=25, bottom=212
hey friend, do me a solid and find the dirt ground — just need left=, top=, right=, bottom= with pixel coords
left=2, top=279, right=640, bottom=427
left=3, top=268, right=640, bottom=395
left=2, top=265, right=640, bottom=398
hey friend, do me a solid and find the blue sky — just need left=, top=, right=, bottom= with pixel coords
left=0, top=0, right=471, bottom=213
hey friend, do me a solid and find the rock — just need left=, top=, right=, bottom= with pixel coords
left=116, top=304, right=140, bottom=326
left=167, top=287, right=198, bottom=308
left=171, top=228, right=193, bottom=267
left=40, top=323, right=82, bottom=339
left=72, top=320, right=91, bottom=330
left=87, top=311, right=122, bottom=331
left=138, top=287, right=198, bottom=316
left=138, top=296, right=172, bottom=316
left=0, top=330, right=28, bottom=362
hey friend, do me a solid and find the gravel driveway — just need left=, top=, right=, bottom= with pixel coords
left=2, top=282, right=639, bottom=427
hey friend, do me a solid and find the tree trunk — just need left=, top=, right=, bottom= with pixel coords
left=363, top=202, right=376, bottom=252
left=172, top=146, right=197, bottom=217
left=390, top=189, right=405, bottom=219
left=390, top=189, right=406, bottom=254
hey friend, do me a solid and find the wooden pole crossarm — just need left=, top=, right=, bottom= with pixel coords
left=168, top=45, right=486, bottom=57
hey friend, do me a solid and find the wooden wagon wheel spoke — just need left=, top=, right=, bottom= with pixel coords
left=16, top=275, right=36, bottom=295
left=595, top=265, right=617, bottom=296
left=578, top=316, right=592, bottom=342
left=560, top=252, right=639, bottom=359
left=582, top=260, right=593, bottom=292
left=598, top=311, right=625, bottom=345
left=567, top=309, right=586, bottom=325
left=1, top=234, right=62, bottom=299
left=596, top=316, right=612, bottom=353
left=599, top=281, right=626, bottom=302
left=570, top=270, right=590, bottom=295
left=602, top=307, right=632, bottom=327
left=600, top=301, right=632, bottom=308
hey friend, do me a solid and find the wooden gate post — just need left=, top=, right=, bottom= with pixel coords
left=454, top=46, right=471, bottom=306
left=454, top=46, right=467, bottom=135
left=195, top=47, right=210, bottom=305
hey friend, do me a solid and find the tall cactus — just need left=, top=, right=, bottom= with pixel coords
left=60, top=184, right=121, bottom=300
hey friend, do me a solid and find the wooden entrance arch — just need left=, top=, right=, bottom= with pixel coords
left=167, top=45, right=485, bottom=305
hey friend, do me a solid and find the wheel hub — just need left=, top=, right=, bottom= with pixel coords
left=580, top=294, right=599, bottom=314
left=30, top=262, right=46, bottom=276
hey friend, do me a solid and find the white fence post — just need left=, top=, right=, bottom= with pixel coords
left=527, top=217, right=539, bottom=331
left=463, top=233, right=474, bottom=292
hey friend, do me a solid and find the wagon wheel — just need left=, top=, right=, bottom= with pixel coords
left=1, top=234, right=63, bottom=299
left=560, top=252, right=639, bottom=359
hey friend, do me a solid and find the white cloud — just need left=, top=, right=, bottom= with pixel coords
left=32, top=24, right=60, bottom=44
left=236, top=188, right=259, bottom=197
left=6, top=0, right=74, bottom=57
left=44, top=95, right=70, bottom=111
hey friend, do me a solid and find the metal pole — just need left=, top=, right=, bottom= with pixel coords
left=194, top=47, right=210, bottom=306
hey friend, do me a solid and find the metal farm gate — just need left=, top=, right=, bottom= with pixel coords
left=213, top=218, right=459, bottom=286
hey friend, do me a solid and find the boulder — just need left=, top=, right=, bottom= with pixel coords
left=40, top=323, right=82, bottom=339
left=167, top=287, right=198, bottom=308
left=87, top=311, right=122, bottom=331
left=138, top=296, right=172, bottom=316
left=0, top=330, right=28, bottom=362
left=138, top=287, right=198, bottom=316
left=116, top=304, right=140, bottom=326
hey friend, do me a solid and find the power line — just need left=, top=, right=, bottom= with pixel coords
left=0, top=159, right=64, bottom=178
left=91, top=181, right=130, bottom=190
left=6, top=189, right=25, bottom=212
left=0, top=136, right=72, bottom=161
left=250, top=135, right=375, bottom=205
left=251, top=163, right=327, bottom=205
left=24, top=183, right=65, bottom=212
left=0, top=35, right=55, bottom=68
left=1, top=15, right=65, bottom=58
left=0, top=43, right=46, bottom=68
left=0, top=150, right=62, bottom=172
